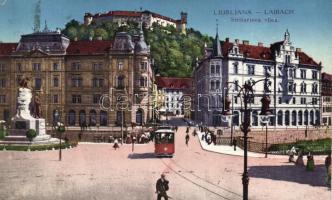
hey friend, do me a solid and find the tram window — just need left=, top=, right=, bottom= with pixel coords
left=155, top=132, right=174, bottom=144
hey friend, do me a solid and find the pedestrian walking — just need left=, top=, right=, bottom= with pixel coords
left=113, top=138, right=119, bottom=150
left=186, top=126, right=189, bottom=134
left=185, top=134, right=190, bottom=146
left=156, top=173, right=169, bottom=200
left=232, top=138, right=237, bottom=151
left=306, top=152, right=315, bottom=171
left=192, top=129, right=197, bottom=137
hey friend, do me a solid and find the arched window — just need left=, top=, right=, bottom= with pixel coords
left=285, top=110, right=290, bottom=126
left=292, top=111, right=297, bottom=126
left=298, top=111, right=303, bottom=125
left=304, top=110, right=309, bottom=125
left=68, top=110, right=76, bottom=126
left=315, top=110, right=320, bottom=125
left=252, top=110, right=258, bottom=126
left=277, top=110, right=283, bottom=125
left=89, top=110, right=97, bottom=126
left=233, top=111, right=240, bottom=126
left=79, top=110, right=86, bottom=126
left=136, top=109, right=143, bottom=125
left=310, top=110, right=314, bottom=125
left=117, top=75, right=125, bottom=89
left=53, top=77, right=59, bottom=87
left=100, top=111, right=108, bottom=126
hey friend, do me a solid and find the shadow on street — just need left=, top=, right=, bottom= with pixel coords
left=248, top=164, right=328, bottom=187
left=128, top=152, right=160, bottom=159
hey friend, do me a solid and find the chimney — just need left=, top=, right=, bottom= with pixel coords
left=243, top=40, right=249, bottom=45
left=296, top=48, right=301, bottom=52
left=225, top=37, right=229, bottom=42
left=235, top=39, right=240, bottom=44
left=258, top=42, right=263, bottom=47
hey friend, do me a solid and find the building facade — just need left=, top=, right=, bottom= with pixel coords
left=194, top=29, right=322, bottom=129
left=0, top=26, right=153, bottom=128
left=321, top=72, right=332, bottom=126
left=156, top=77, right=192, bottom=117
left=84, top=10, right=187, bottom=34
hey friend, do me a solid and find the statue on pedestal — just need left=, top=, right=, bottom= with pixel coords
left=33, top=94, right=42, bottom=118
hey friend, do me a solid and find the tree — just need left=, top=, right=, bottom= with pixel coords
left=94, top=28, right=108, bottom=40
left=26, top=129, right=37, bottom=150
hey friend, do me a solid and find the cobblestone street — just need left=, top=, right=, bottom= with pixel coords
left=0, top=119, right=330, bottom=200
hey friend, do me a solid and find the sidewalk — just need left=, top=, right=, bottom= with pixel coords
left=196, top=131, right=328, bottom=161
left=197, top=131, right=264, bottom=157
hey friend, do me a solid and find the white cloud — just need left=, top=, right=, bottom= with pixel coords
left=0, top=0, right=7, bottom=6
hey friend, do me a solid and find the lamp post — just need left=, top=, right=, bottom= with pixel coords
left=54, top=110, right=65, bottom=161
left=259, top=95, right=273, bottom=158
left=222, top=78, right=270, bottom=200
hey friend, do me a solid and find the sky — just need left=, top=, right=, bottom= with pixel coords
left=0, top=0, right=331, bottom=73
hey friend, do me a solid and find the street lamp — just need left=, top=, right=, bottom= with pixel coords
left=54, top=110, right=65, bottom=161
left=259, top=95, right=273, bottom=158
left=222, top=78, right=270, bottom=200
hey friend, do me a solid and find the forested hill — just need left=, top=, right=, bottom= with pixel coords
left=62, top=20, right=213, bottom=77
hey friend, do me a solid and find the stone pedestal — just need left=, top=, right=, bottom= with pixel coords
left=1, top=87, right=58, bottom=145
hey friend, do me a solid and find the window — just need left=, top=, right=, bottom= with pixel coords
left=293, top=83, right=296, bottom=93
left=92, top=78, right=104, bottom=88
left=33, top=63, right=41, bottom=71
left=292, top=97, right=296, bottom=104
left=71, top=62, right=80, bottom=71
left=234, top=80, right=239, bottom=91
left=215, top=80, right=220, bottom=90
left=0, top=95, right=5, bottom=103
left=93, top=63, right=103, bottom=71
left=210, top=81, right=215, bottom=91
left=234, top=96, right=238, bottom=104
left=288, top=83, right=293, bottom=92
left=301, top=97, right=306, bottom=104
left=118, top=61, right=124, bottom=71
left=210, top=65, right=215, bottom=74
left=93, top=94, right=101, bottom=104
left=35, top=78, right=42, bottom=90
left=312, top=71, right=317, bottom=80
left=53, top=95, right=59, bottom=103
left=233, top=62, right=238, bottom=74
left=264, top=66, right=271, bottom=77
left=312, top=83, right=318, bottom=94
left=72, top=95, right=82, bottom=103
left=0, top=63, right=5, bottom=72
left=53, top=62, right=59, bottom=71
left=300, top=69, right=306, bottom=79
left=247, top=65, right=255, bottom=75
left=117, top=75, right=125, bottom=89
left=312, top=98, right=318, bottom=105
left=216, top=65, right=220, bottom=74
left=300, top=82, right=306, bottom=93
left=140, top=76, right=147, bottom=87
left=53, top=77, right=59, bottom=87
left=140, top=62, right=147, bottom=71
left=288, top=68, right=293, bottom=78
left=0, top=79, right=6, bottom=88
left=72, top=77, right=83, bottom=87
left=278, top=97, right=282, bottom=104
left=16, top=63, right=22, bottom=71
left=286, top=55, right=291, bottom=64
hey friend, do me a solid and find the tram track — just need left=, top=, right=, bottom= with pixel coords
left=161, top=158, right=242, bottom=200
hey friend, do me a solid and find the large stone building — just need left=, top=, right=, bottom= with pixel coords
left=321, top=72, right=332, bottom=126
left=155, top=76, right=192, bottom=117
left=84, top=10, right=187, bottom=34
left=0, top=25, right=153, bottom=129
left=194, top=29, right=322, bottom=129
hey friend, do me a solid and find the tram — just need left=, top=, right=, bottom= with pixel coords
left=154, top=127, right=175, bottom=157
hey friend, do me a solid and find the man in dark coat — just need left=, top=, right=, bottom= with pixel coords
left=185, top=134, right=190, bottom=146
left=156, top=173, right=169, bottom=200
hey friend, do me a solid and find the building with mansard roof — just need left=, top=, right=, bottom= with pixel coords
left=194, top=28, right=322, bottom=129
left=0, top=25, right=154, bottom=130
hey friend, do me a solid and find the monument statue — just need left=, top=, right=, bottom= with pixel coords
left=19, top=77, right=31, bottom=89
left=33, top=94, right=42, bottom=118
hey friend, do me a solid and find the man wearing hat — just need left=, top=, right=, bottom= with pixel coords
left=156, top=173, right=169, bottom=200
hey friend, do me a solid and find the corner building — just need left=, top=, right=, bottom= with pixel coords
left=0, top=28, right=153, bottom=129
left=194, top=30, right=322, bottom=129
